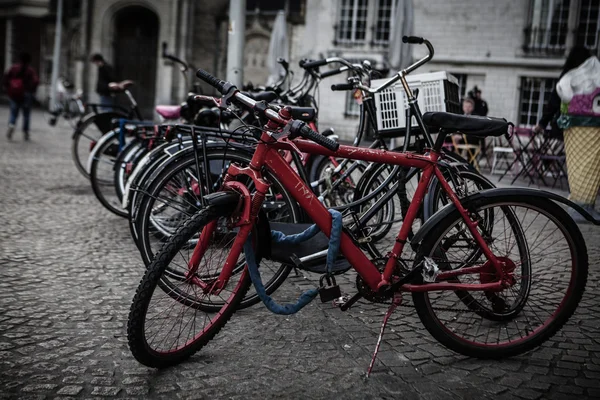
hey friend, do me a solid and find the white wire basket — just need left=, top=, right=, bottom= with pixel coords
left=372, top=71, right=460, bottom=135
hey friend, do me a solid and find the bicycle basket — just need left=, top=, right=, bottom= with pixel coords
left=372, top=71, right=460, bottom=136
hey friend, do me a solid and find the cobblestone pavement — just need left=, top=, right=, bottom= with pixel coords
left=0, top=109, right=599, bottom=399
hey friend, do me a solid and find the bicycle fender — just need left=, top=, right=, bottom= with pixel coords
left=86, top=129, right=119, bottom=173
left=412, top=187, right=600, bottom=246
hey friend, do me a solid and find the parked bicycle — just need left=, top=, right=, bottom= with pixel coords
left=127, top=37, right=594, bottom=373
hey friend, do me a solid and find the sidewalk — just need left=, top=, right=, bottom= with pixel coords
left=0, top=107, right=599, bottom=399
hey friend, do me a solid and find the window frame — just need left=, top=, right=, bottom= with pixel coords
left=523, top=0, right=571, bottom=56
left=576, top=0, right=600, bottom=56
left=517, top=76, right=559, bottom=128
left=372, top=0, right=396, bottom=46
left=450, top=73, right=468, bottom=100
left=334, top=0, right=395, bottom=48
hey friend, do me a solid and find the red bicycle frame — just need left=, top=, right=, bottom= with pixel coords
left=186, top=95, right=510, bottom=295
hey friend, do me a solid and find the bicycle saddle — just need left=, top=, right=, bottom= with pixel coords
left=108, top=80, right=134, bottom=92
left=155, top=105, right=181, bottom=120
left=241, top=91, right=278, bottom=102
left=423, top=112, right=508, bottom=137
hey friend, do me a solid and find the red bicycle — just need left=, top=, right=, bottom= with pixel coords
left=127, top=46, right=589, bottom=370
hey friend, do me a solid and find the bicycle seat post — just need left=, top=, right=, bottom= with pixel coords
left=433, top=129, right=448, bottom=153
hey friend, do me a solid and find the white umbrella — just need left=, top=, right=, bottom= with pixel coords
left=266, top=10, right=289, bottom=87
left=387, top=0, right=414, bottom=72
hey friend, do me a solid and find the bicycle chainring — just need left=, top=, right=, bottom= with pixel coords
left=356, top=258, right=410, bottom=303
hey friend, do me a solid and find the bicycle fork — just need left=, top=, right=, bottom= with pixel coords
left=186, top=178, right=264, bottom=295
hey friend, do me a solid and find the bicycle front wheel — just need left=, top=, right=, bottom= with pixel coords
left=412, top=195, right=587, bottom=358
left=128, top=208, right=251, bottom=368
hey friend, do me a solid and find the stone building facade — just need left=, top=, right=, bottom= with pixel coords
left=298, top=0, right=599, bottom=140
left=0, top=0, right=306, bottom=118
left=1, top=0, right=597, bottom=134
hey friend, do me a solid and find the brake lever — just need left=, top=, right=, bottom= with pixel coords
left=272, top=121, right=305, bottom=162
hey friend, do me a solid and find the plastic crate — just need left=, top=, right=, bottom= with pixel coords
left=372, top=72, right=460, bottom=134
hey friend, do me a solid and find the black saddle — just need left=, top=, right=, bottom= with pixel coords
left=268, top=222, right=350, bottom=273
left=288, top=106, right=316, bottom=122
left=242, top=91, right=278, bottom=102
left=423, top=112, right=508, bottom=137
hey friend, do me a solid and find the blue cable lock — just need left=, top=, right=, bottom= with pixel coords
left=243, top=209, right=343, bottom=315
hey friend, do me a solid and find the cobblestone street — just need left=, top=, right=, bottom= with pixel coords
left=0, top=109, right=599, bottom=399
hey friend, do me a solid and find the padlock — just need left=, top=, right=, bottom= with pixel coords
left=318, top=274, right=341, bottom=303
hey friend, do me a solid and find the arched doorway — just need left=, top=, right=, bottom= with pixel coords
left=113, top=6, right=159, bottom=118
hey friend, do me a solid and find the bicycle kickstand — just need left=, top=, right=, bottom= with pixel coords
left=366, top=292, right=402, bottom=377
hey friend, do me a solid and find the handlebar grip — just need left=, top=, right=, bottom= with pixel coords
left=302, top=59, right=328, bottom=69
left=291, top=121, right=339, bottom=152
left=196, top=68, right=227, bottom=94
left=331, top=83, right=355, bottom=91
left=320, top=67, right=345, bottom=79
left=402, top=36, right=424, bottom=44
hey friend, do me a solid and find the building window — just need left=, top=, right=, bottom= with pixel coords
left=337, top=0, right=369, bottom=45
left=576, top=0, right=600, bottom=54
left=518, top=77, right=558, bottom=127
left=523, top=0, right=570, bottom=56
left=335, top=0, right=393, bottom=47
left=373, top=0, right=395, bottom=45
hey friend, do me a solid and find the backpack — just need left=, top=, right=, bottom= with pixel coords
left=7, top=74, right=25, bottom=100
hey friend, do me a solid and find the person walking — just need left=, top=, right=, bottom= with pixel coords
left=90, top=53, right=115, bottom=111
left=553, top=46, right=600, bottom=222
left=3, top=52, right=39, bottom=141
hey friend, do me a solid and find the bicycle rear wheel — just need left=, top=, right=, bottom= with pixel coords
left=412, top=195, right=588, bottom=358
left=72, top=111, right=127, bottom=179
left=127, top=208, right=251, bottom=368
left=89, top=131, right=135, bottom=218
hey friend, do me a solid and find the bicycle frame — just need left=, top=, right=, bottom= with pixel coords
left=190, top=132, right=507, bottom=296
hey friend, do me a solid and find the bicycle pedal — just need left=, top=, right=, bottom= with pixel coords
left=332, top=294, right=350, bottom=308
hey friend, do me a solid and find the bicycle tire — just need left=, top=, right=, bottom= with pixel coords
left=114, top=142, right=148, bottom=203
left=423, top=169, right=495, bottom=220
left=89, top=131, right=136, bottom=218
left=127, top=208, right=252, bottom=368
left=412, top=195, right=588, bottom=358
left=71, top=111, right=128, bottom=179
left=134, top=148, right=298, bottom=310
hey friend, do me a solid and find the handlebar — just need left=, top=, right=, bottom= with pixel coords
left=301, top=57, right=365, bottom=74
left=403, top=38, right=434, bottom=75
left=356, top=36, right=434, bottom=95
left=277, top=57, right=289, bottom=71
left=290, top=120, right=339, bottom=151
left=300, top=59, right=328, bottom=69
left=402, top=36, right=424, bottom=44
left=162, top=42, right=189, bottom=72
left=331, top=83, right=355, bottom=91
left=320, top=66, right=349, bottom=79
left=195, top=68, right=339, bottom=152
left=196, top=69, right=236, bottom=95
